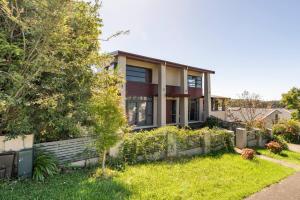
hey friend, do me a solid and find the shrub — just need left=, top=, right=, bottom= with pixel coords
left=120, top=126, right=234, bottom=164
left=241, top=148, right=255, bottom=160
left=266, top=141, right=283, bottom=154
left=209, top=128, right=234, bottom=151
left=33, top=151, right=59, bottom=181
left=106, top=155, right=126, bottom=171
left=272, top=123, right=286, bottom=135
left=273, top=135, right=288, bottom=150
left=205, top=117, right=220, bottom=128
left=175, top=128, right=205, bottom=150
left=122, top=127, right=170, bottom=164
left=272, top=120, right=300, bottom=143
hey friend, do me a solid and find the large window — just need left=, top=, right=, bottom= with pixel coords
left=166, top=100, right=177, bottom=124
left=126, top=65, right=152, bottom=83
left=189, top=98, right=199, bottom=121
left=188, top=75, right=202, bottom=88
left=211, top=98, right=226, bottom=111
left=126, top=96, right=153, bottom=126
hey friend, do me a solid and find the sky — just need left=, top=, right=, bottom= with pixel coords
left=100, top=0, right=300, bottom=100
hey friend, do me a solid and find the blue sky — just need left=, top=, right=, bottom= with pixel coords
left=100, top=0, right=300, bottom=100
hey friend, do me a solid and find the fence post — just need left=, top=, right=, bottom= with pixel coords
left=253, top=128, right=264, bottom=147
left=203, top=132, right=211, bottom=154
left=236, top=128, right=247, bottom=149
left=167, top=133, right=177, bottom=157
left=226, top=130, right=235, bottom=146
left=267, top=128, right=273, bottom=139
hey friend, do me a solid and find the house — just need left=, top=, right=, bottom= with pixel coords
left=111, top=51, right=215, bottom=129
left=211, top=107, right=292, bottom=129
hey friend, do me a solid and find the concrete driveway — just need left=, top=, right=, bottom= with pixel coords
left=245, top=172, right=300, bottom=200
left=288, top=143, right=300, bottom=153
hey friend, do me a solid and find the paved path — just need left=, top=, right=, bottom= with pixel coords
left=234, top=147, right=300, bottom=200
left=288, top=143, right=300, bottom=153
left=257, top=155, right=300, bottom=170
left=234, top=147, right=300, bottom=170
left=245, top=172, right=300, bottom=200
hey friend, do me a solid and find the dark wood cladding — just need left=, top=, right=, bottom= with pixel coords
left=126, top=81, right=203, bottom=98
left=126, top=81, right=158, bottom=96
left=188, top=87, right=203, bottom=98
left=166, top=85, right=189, bottom=97
left=166, top=85, right=180, bottom=96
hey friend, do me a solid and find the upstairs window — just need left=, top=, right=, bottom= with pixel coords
left=188, top=75, right=202, bottom=88
left=126, top=65, right=152, bottom=83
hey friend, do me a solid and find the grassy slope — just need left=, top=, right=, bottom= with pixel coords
left=0, top=153, right=294, bottom=200
left=257, top=149, right=300, bottom=165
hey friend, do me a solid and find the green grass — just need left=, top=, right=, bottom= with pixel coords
left=257, top=148, right=300, bottom=165
left=0, top=152, right=294, bottom=200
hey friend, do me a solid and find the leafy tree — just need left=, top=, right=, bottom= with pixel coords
left=227, top=91, right=267, bottom=128
left=281, top=87, right=300, bottom=120
left=0, top=0, right=106, bottom=141
left=88, top=69, right=126, bottom=176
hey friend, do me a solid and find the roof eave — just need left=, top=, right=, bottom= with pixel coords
left=111, top=50, right=215, bottom=74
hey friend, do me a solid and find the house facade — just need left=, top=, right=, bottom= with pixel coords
left=111, top=51, right=215, bottom=129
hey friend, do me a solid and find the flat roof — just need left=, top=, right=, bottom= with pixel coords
left=111, top=50, right=215, bottom=74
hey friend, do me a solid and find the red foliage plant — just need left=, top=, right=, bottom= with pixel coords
left=241, top=148, right=255, bottom=160
left=266, top=141, right=283, bottom=154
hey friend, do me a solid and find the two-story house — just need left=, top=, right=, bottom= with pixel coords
left=111, top=51, right=215, bottom=129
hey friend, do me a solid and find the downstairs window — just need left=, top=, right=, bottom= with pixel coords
left=126, top=96, right=153, bottom=126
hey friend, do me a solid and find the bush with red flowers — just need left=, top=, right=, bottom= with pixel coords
left=241, top=148, right=255, bottom=160
left=266, top=141, right=283, bottom=154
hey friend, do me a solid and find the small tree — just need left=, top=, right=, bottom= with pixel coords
left=89, top=69, right=126, bottom=176
left=281, top=87, right=300, bottom=120
left=227, top=91, right=267, bottom=128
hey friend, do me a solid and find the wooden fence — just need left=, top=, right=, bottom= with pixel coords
left=33, top=137, right=97, bottom=165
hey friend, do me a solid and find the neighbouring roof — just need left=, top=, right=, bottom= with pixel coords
left=111, top=50, right=215, bottom=74
left=211, top=95, right=231, bottom=99
left=226, top=107, right=292, bottom=122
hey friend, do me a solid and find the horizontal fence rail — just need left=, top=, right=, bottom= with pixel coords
left=34, top=137, right=97, bottom=165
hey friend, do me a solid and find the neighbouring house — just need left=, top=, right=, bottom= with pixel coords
left=211, top=106, right=292, bottom=129
left=110, top=51, right=215, bottom=129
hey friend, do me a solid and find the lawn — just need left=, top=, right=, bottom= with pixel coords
left=0, top=152, right=294, bottom=200
left=257, top=148, right=300, bottom=165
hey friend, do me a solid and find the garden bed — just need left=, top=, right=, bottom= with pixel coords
left=0, top=152, right=294, bottom=200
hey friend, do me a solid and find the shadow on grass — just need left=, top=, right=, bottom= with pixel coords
left=280, top=153, right=288, bottom=157
left=77, top=176, right=131, bottom=200
left=0, top=169, right=132, bottom=200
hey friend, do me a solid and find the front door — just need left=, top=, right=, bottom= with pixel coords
left=166, top=100, right=176, bottom=124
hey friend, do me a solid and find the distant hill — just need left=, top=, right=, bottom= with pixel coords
left=228, top=99, right=284, bottom=108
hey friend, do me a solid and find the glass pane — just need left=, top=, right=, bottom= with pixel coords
left=126, top=65, right=152, bottom=83
left=146, top=100, right=153, bottom=125
left=126, top=76, right=145, bottom=82
left=127, top=102, right=137, bottom=125
left=189, top=99, right=199, bottom=121
left=138, top=102, right=147, bottom=125
left=127, top=66, right=147, bottom=73
left=126, top=70, right=146, bottom=78
left=188, top=76, right=202, bottom=88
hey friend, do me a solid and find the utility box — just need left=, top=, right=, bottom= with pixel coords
left=0, top=151, right=15, bottom=179
left=18, top=148, right=33, bottom=178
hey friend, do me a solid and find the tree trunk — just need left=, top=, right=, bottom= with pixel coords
left=102, top=149, right=107, bottom=175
